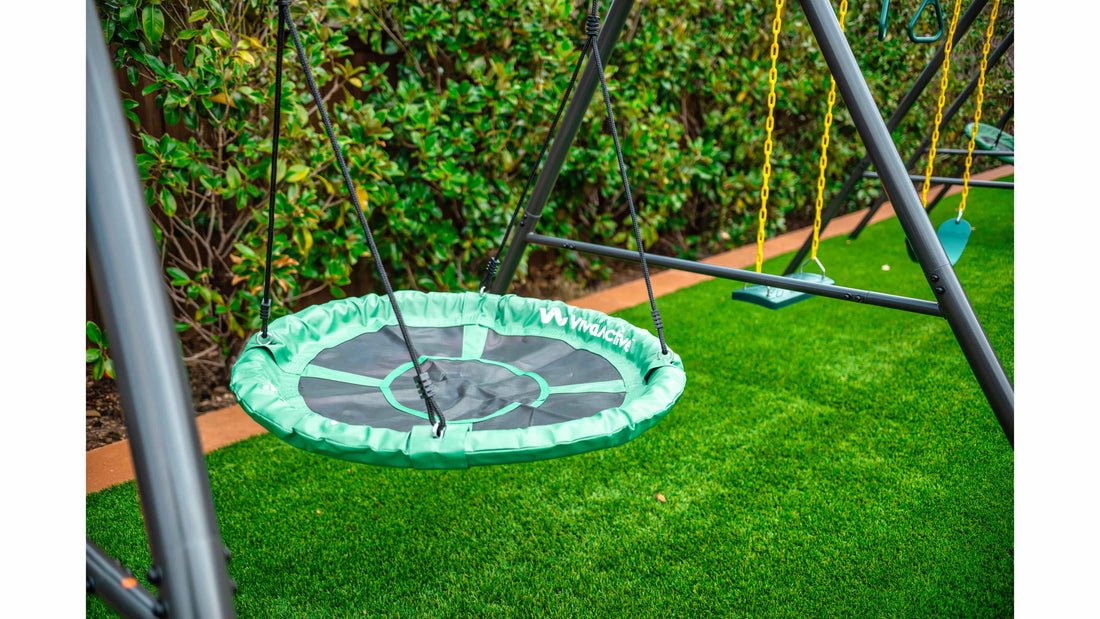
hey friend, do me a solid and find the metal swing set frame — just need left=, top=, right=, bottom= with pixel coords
left=488, top=0, right=1012, bottom=440
left=85, top=0, right=1013, bottom=617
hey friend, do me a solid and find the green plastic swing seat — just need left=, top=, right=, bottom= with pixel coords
left=231, top=291, right=685, bottom=470
left=964, top=122, right=1014, bottom=165
left=730, top=271, right=835, bottom=310
left=905, top=217, right=971, bottom=265
left=936, top=217, right=971, bottom=265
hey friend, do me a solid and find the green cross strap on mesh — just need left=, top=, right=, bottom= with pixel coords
left=231, top=291, right=686, bottom=469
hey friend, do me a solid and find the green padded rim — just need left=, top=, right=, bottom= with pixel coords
left=230, top=291, right=686, bottom=469
left=965, top=122, right=1014, bottom=165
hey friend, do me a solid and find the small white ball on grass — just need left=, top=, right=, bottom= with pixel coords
left=881, top=264, right=891, bottom=271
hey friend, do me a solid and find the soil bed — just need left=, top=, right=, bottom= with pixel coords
left=85, top=362, right=238, bottom=450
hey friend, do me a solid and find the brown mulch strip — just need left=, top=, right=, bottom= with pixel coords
left=85, top=363, right=237, bottom=451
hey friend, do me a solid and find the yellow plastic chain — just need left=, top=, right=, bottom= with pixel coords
left=755, top=0, right=785, bottom=274
left=919, top=0, right=963, bottom=207
left=957, top=0, right=1001, bottom=219
left=810, top=0, right=848, bottom=261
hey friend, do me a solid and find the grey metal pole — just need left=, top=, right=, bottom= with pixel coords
left=862, top=172, right=1014, bottom=189
left=490, top=0, right=634, bottom=294
left=528, top=233, right=943, bottom=316
left=782, top=0, right=992, bottom=274
left=993, top=103, right=1013, bottom=129
left=799, top=0, right=1013, bottom=446
left=991, top=103, right=1013, bottom=146
left=87, top=540, right=159, bottom=619
left=847, top=29, right=1014, bottom=239
left=86, top=2, right=237, bottom=617
left=927, top=148, right=1014, bottom=156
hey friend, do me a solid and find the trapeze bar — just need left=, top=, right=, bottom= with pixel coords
left=923, top=148, right=1014, bottom=156
left=862, top=172, right=1014, bottom=189
left=526, top=233, right=944, bottom=317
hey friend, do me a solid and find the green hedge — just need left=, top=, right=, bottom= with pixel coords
left=96, top=0, right=1013, bottom=371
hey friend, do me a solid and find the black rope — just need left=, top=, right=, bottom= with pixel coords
left=260, top=3, right=288, bottom=338
left=278, top=1, right=445, bottom=436
left=585, top=0, right=669, bottom=355
left=480, top=37, right=593, bottom=293
left=992, top=103, right=1013, bottom=148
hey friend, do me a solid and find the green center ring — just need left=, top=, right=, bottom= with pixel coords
left=379, top=356, right=551, bottom=423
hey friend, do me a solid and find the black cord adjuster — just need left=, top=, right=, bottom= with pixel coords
left=259, top=298, right=272, bottom=337
left=414, top=375, right=438, bottom=400
left=585, top=14, right=600, bottom=37
left=479, top=256, right=500, bottom=294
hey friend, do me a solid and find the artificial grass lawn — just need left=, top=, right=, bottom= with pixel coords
left=87, top=181, right=1014, bottom=617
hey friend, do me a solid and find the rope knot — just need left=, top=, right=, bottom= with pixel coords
left=585, top=14, right=601, bottom=37
left=650, top=310, right=663, bottom=331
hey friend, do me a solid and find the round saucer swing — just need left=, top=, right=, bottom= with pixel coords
left=231, top=1, right=685, bottom=470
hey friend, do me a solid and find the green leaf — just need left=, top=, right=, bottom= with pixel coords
left=161, top=189, right=177, bottom=217
left=104, top=358, right=116, bottom=379
left=175, top=322, right=191, bottom=332
left=140, top=133, right=158, bottom=155
left=166, top=267, right=190, bottom=285
left=87, top=321, right=103, bottom=346
left=164, top=106, right=180, bottom=127
left=287, top=164, right=311, bottom=183
left=141, top=6, right=165, bottom=45
left=188, top=8, right=209, bottom=22
left=177, top=29, right=201, bottom=41
left=93, top=357, right=105, bottom=381
left=233, top=243, right=259, bottom=261
left=225, top=165, right=242, bottom=190
left=142, top=83, right=161, bottom=96
left=86, top=349, right=102, bottom=363
left=211, top=29, right=232, bottom=48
